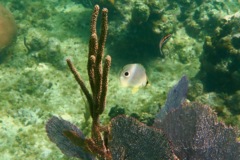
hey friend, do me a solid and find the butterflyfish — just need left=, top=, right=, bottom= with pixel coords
left=120, top=64, right=148, bottom=93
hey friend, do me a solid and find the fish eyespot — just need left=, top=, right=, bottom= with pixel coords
left=124, top=71, right=130, bottom=77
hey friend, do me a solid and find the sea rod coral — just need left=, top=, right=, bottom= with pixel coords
left=46, top=4, right=112, bottom=160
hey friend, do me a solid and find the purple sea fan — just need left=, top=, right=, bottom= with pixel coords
left=46, top=116, right=95, bottom=160
left=155, top=103, right=240, bottom=160
left=154, top=75, right=188, bottom=124
left=109, top=115, right=173, bottom=160
left=154, top=75, right=240, bottom=159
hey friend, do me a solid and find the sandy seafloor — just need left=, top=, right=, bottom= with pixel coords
left=0, top=0, right=240, bottom=159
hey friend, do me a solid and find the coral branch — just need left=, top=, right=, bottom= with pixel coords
left=66, top=4, right=111, bottom=160
left=99, top=55, right=111, bottom=114
left=90, top=5, right=99, bottom=36
left=96, top=8, right=108, bottom=66
left=66, top=58, right=93, bottom=110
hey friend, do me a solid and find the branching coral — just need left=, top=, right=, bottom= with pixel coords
left=47, top=5, right=112, bottom=160
left=65, top=4, right=111, bottom=159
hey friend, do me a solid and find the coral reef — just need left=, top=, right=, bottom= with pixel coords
left=45, top=5, right=239, bottom=160
left=47, top=67, right=240, bottom=159
left=198, top=16, right=240, bottom=93
left=194, top=8, right=240, bottom=126
left=0, top=0, right=240, bottom=159
left=106, top=0, right=175, bottom=59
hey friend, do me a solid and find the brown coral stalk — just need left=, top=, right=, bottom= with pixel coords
left=66, top=4, right=111, bottom=160
left=66, top=58, right=93, bottom=110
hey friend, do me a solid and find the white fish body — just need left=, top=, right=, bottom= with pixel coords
left=120, top=64, right=148, bottom=89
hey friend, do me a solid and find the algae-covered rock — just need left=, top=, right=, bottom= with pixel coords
left=25, top=28, right=48, bottom=51
left=197, top=13, right=240, bottom=93
left=24, top=28, right=66, bottom=69
left=131, top=2, right=150, bottom=24
left=227, top=91, right=240, bottom=114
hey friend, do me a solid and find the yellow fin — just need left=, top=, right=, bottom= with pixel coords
left=131, top=87, right=139, bottom=94
left=108, top=0, right=114, bottom=5
left=146, top=82, right=150, bottom=87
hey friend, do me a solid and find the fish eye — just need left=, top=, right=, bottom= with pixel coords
left=124, top=71, right=130, bottom=77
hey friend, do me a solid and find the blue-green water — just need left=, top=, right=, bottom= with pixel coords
left=0, top=0, right=240, bottom=159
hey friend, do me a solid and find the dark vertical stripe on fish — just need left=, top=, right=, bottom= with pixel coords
left=159, top=34, right=172, bottom=57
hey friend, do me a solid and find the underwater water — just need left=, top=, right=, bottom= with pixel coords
left=0, top=0, right=240, bottom=159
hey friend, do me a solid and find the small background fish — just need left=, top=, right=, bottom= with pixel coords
left=120, top=64, right=148, bottom=92
left=159, top=34, right=172, bottom=57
